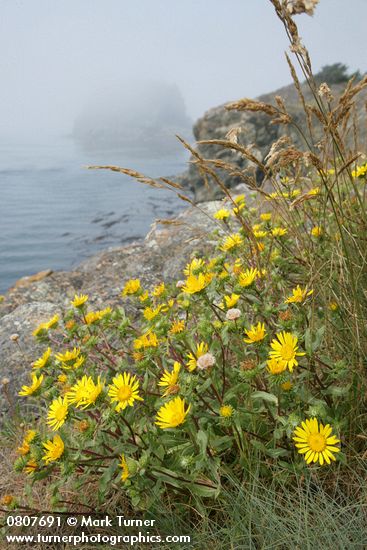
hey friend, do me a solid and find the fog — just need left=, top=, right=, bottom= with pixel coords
left=1, top=0, right=366, bottom=143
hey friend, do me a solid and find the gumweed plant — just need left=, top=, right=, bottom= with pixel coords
left=10, top=0, right=367, bottom=512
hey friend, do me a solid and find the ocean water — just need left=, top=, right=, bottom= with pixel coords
left=0, top=138, right=188, bottom=293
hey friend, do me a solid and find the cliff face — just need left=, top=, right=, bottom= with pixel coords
left=179, top=81, right=367, bottom=202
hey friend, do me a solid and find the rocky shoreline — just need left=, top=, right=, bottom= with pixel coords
left=1, top=196, right=250, bottom=410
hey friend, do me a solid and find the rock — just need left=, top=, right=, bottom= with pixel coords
left=12, top=269, right=54, bottom=288
left=178, top=82, right=367, bottom=201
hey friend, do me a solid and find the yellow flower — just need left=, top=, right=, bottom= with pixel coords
left=108, top=372, right=143, bottom=412
left=311, top=226, right=323, bottom=237
left=260, top=212, right=272, bottom=221
left=122, top=279, right=141, bottom=296
left=32, top=347, right=51, bottom=369
left=1, top=495, right=15, bottom=506
left=67, top=376, right=103, bottom=409
left=269, top=331, right=305, bottom=372
left=281, top=381, right=293, bottom=391
left=55, top=347, right=85, bottom=370
left=84, top=307, right=111, bottom=325
left=220, top=233, right=243, bottom=251
left=155, top=396, right=191, bottom=429
left=219, top=405, right=234, bottom=418
left=42, top=434, right=64, bottom=464
left=119, top=454, right=129, bottom=482
left=328, top=301, right=338, bottom=311
left=267, top=357, right=287, bottom=375
left=214, top=208, right=231, bottom=220
left=233, top=203, right=245, bottom=214
left=253, top=224, right=263, bottom=232
left=182, top=273, right=210, bottom=294
left=19, top=373, right=44, bottom=397
left=186, top=342, right=208, bottom=372
left=24, top=459, right=38, bottom=475
left=24, top=429, right=37, bottom=443
left=244, top=322, right=266, bottom=344
left=57, top=374, right=68, bottom=385
left=71, top=294, right=88, bottom=307
left=271, top=227, right=288, bottom=237
left=308, top=187, right=321, bottom=196
left=169, top=320, right=185, bottom=334
left=184, top=258, right=206, bottom=276
left=32, top=314, right=59, bottom=336
left=133, top=332, right=158, bottom=350
left=223, top=293, right=240, bottom=309
left=143, top=305, right=162, bottom=321
left=152, top=282, right=165, bottom=297
left=233, top=194, right=246, bottom=205
left=253, top=230, right=267, bottom=239
left=285, top=285, right=313, bottom=304
left=293, top=418, right=340, bottom=466
left=17, top=441, right=30, bottom=456
left=132, top=351, right=144, bottom=362
left=158, top=362, right=181, bottom=397
left=139, top=290, right=149, bottom=302
left=238, top=268, right=258, bottom=287
left=47, top=396, right=68, bottom=431
left=351, top=162, right=367, bottom=178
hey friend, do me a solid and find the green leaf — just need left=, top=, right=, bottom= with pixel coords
left=196, top=430, right=208, bottom=458
left=251, top=391, right=278, bottom=405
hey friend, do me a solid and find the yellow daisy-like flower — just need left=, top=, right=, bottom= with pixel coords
left=351, top=162, right=367, bottom=179
left=233, top=194, right=246, bottom=205
left=328, top=301, right=338, bottom=311
left=285, top=285, right=313, bottom=304
left=42, top=434, right=64, bottom=464
left=271, top=227, right=288, bottom=237
left=158, top=362, right=181, bottom=397
left=269, top=331, right=305, bottom=372
left=71, top=294, right=88, bottom=307
left=122, top=279, right=141, bottom=296
left=84, top=307, right=111, bottom=325
left=119, top=454, right=129, bottom=482
left=214, top=208, right=231, bottom=220
left=281, top=381, right=293, bottom=391
left=17, top=441, right=30, bottom=456
left=223, top=293, right=240, bottom=309
left=57, top=373, right=68, bottom=384
left=308, top=187, right=321, bottom=196
left=238, top=268, right=258, bottom=287
left=220, top=233, right=243, bottom=251
left=219, top=405, right=234, bottom=418
left=152, top=282, right=165, bottom=297
left=24, top=459, right=38, bottom=475
left=139, top=290, right=149, bottom=302
left=66, top=376, right=103, bottom=409
left=267, top=357, right=287, bottom=375
left=143, top=305, right=163, bottom=321
left=184, top=258, right=206, bottom=276
left=311, top=226, right=323, bottom=237
left=47, top=396, right=68, bottom=431
left=155, top=396, right=191, bottom=429
left=108, top=372, right=143, bottom=412
left=186, top=342, right=208, bottom=372
left=293, top=418, right=340, bottom=466
left=133, top=332, right=158, bottom=350
left=32, top=314, right=59, bottom=337
left=32, top=347, right=51, bottom=369
left=253, top=230, right=267, bottom=239
left=24, top=429, right=37, bottom=443
left=170, top=319, right=185, bottom=334
left=182, top=273, right=210, bottom=294
left=55, top=347, right=85, bottom=370
left=19, top=373, right=44, bottom=397
left=260, top=212, right=272, bottom=221
left=244, top=322, right=266, bottom=344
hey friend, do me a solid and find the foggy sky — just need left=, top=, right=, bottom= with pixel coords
left=1, top=0, right=366, bottom=142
